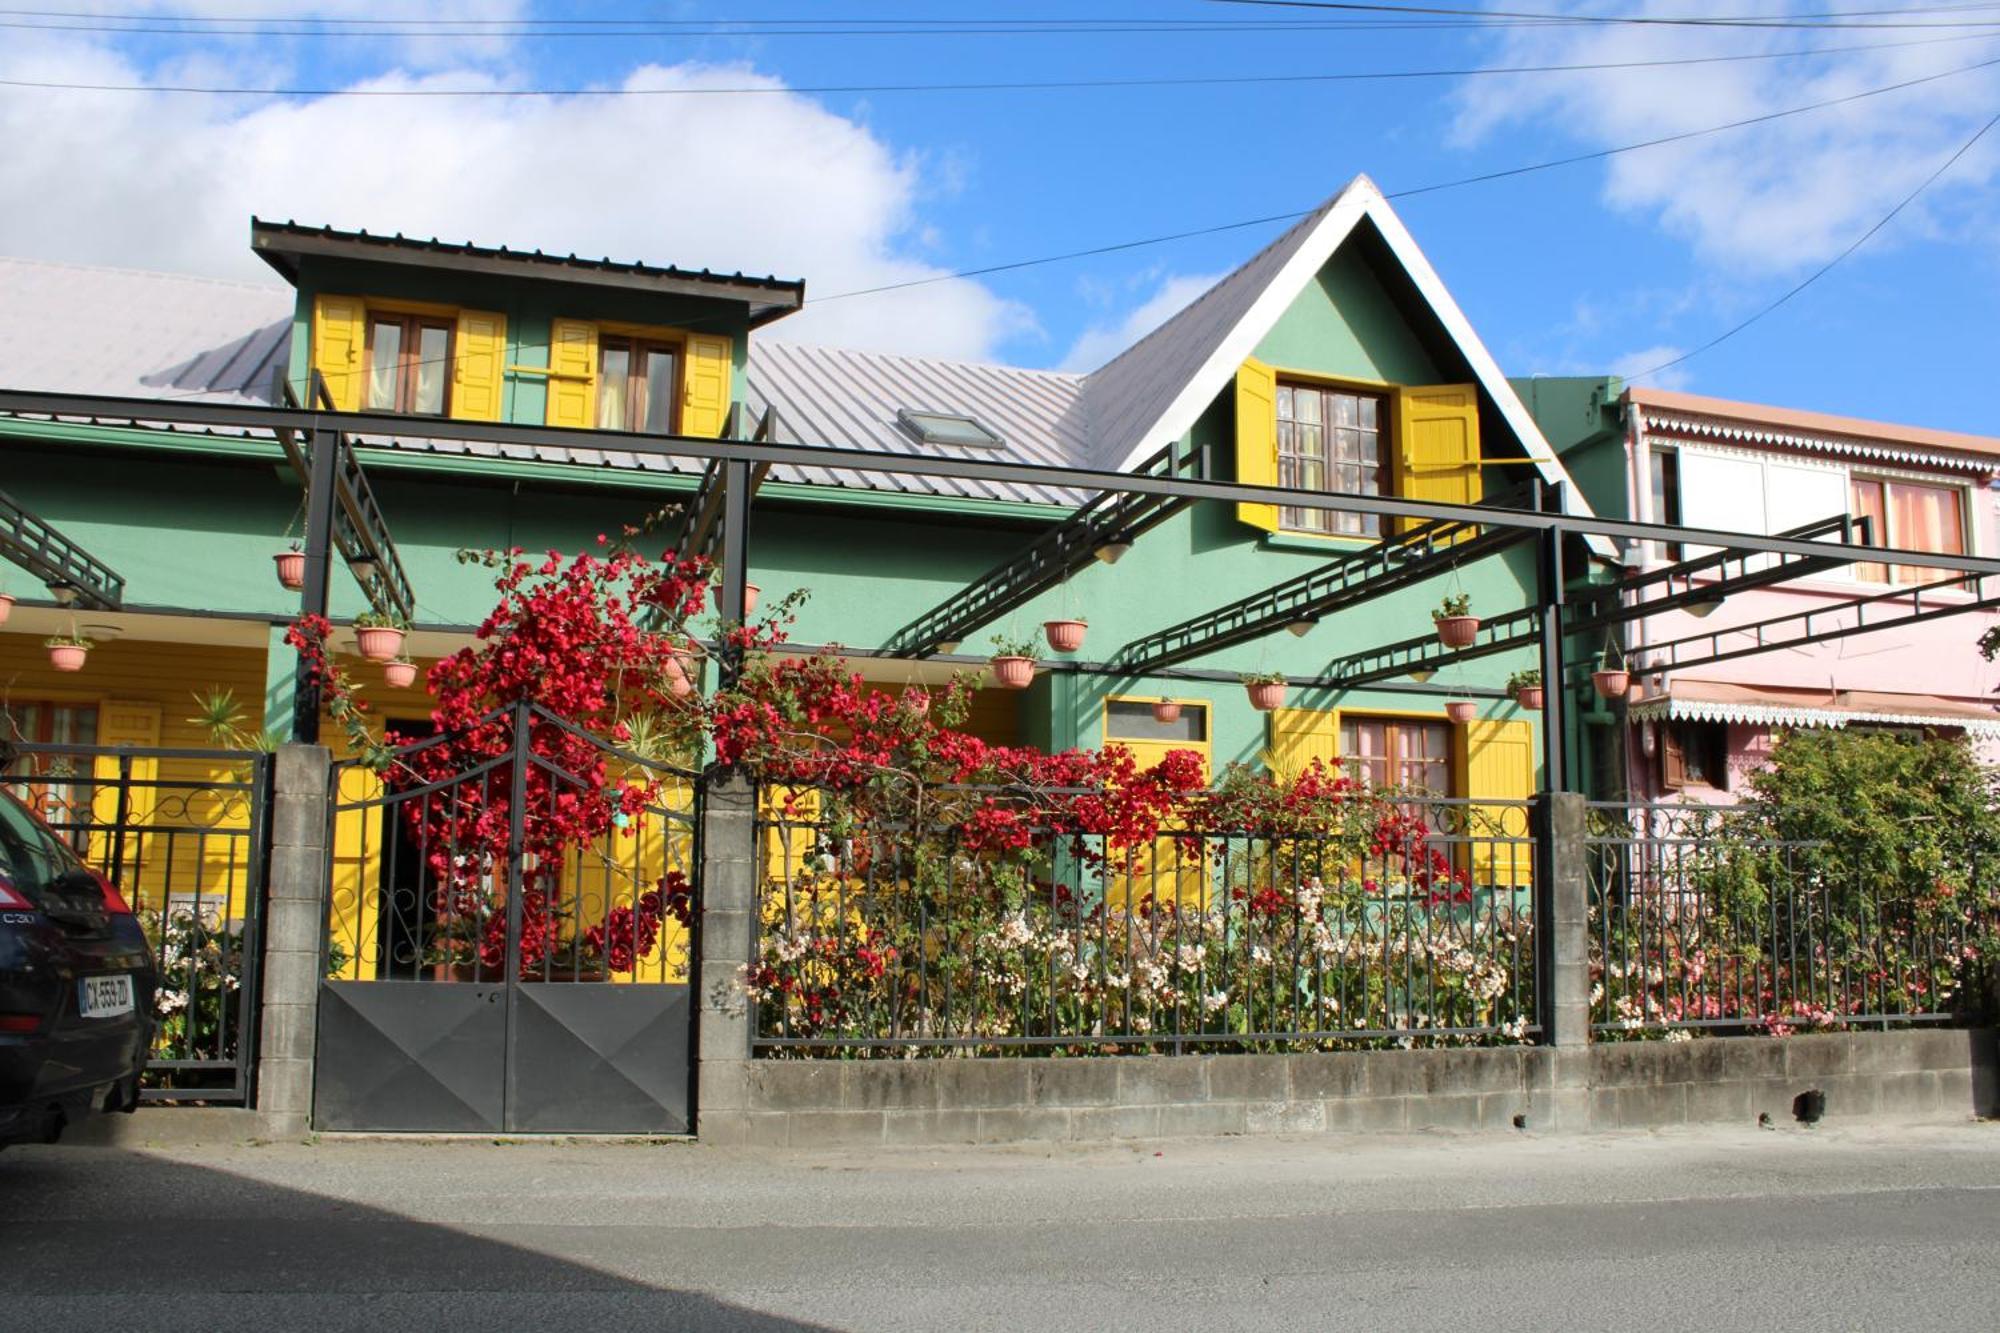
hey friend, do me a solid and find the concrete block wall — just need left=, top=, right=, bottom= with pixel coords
left=710, top=1029, right=1998, bottom=1148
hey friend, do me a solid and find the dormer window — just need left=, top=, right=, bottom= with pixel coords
left=365, top=314, right=452, bottom=416
left=896, top=409, right=1004, bottom=449
left=597, top=336, right=680, bottom=433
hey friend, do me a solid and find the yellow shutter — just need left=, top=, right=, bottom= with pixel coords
left=760, top=784, right=823, bottom=904
left=1107, top=740, right=1211, bottom=911
left=1395, top=384, right=1483, bottom=534
left=1453, top=717, right=1534, bottom=889
left=545, top=318, right=599, bottom=429
left=327, top=765, right=381, bottom=980
left=89, top=702, right=161, bottom=909
left=681, top=333, right=733, bottom=437
left=311, top=294, right=367, bottom=411
left=1234, top=357, right=1280, bottom=532
left=452, top=309, right=507, bottom=422
left=1266, top=706, right=1339, bottom=782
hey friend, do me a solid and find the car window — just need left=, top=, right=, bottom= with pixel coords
left=0, top=791, right=80, bottom=896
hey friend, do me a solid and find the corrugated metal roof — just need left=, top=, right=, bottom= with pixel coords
left=1076, top=199, right=1335, bottom=471
left=0, top=257, right=291, bottom=404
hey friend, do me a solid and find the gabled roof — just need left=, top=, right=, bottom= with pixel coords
left=1076, top=176, right=1596, bottom=530
left=250, top=219, right=806, bottom=327
left=1631, top=386, right=2000, bottom=468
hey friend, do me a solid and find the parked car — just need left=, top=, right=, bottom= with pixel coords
left=0, top=779, right=155, bottom=1147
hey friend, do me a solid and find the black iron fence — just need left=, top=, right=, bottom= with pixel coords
left=8, top=743, right=270, bottom=1102
left=752, top=789, right=1538, bottom=1054
left=1586, top=802, right=1999, bottom=1037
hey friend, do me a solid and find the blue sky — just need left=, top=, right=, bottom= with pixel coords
left=2, top=1, right=1996, bottom=432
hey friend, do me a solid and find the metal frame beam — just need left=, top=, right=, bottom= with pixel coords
left=0, top=486, right=125, bottom=611
left=1321, top=516, right=1863, bottom=689
left=11, top=388, right=1991, bottom=579
left=1112, top=483, right=1544, bottom=675
left=272, top=375, right=416, bottom=626
left=883, top=441, right=1194, bottom=658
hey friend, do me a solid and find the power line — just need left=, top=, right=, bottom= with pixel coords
left=1, top=30, right=1993, bottom=98
left=1208, top=0, right=2000, bottom=32
left=1624, top=107, right=2000, bottom=382
left=151, top=48, right=2000, bottom=401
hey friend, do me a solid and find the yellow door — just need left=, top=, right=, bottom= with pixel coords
left=1453, top=718, right=1535, bottom=888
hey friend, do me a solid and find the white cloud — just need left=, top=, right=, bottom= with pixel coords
left=1608, top=344, right=1692, bottom=391
left=1058, top=271, right=1224, bottom=372
left=0, top=30, right=1030, bottom=361
left=1452, top=2, right=2000, bottom=274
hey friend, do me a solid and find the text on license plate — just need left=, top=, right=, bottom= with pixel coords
left=78, top=974, right=134, bottom=1018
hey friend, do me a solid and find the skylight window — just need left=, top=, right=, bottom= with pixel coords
left=896, top=408, right=1005, bottom=449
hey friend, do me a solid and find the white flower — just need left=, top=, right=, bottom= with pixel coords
left=1202, top=989, right=1229, bottom=1015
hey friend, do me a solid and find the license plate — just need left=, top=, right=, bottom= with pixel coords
left=77, top=974, right=134, bottom=1019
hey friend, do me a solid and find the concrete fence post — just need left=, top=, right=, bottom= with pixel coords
left=694, top=770, right=759, bottom=1143
left=1539, top=790, right=1592, bottom=1049
left=255, top=743, right=331, bottom=1139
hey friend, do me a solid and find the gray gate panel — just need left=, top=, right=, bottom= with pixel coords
left=314, top=981, right=506, bottom=1132
left=507, top=983, right=690, bottom=1134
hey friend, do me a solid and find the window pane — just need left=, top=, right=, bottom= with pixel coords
left=366, top=320, right=402, bottom=411
left=413, top=325, right=449, bottom=415
left=1887, top=480, right=1963, bottom=585
left=1851, top=478, right=1888, bottom=583
left=641, top=347, right=677, bottom=433
left=597, top=343, right=631, bottom=430
left=1105, top=701, right=1207, bottom=743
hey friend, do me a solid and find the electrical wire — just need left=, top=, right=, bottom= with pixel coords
left=1, top=30, right=1992, bottom=97
left=1208, top=0, right=2000, bottom=33
left=1623, top=107, right=2000, bottom=382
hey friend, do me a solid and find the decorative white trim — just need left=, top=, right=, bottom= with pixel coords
left=1629, top=694, right=2000, bottom=735
left=1643, top=410, right=1996, bottom=476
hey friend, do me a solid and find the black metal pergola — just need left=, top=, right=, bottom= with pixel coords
left=4, top=384, right=1997, bottom=797
left=0, top=484, right=125, bottom=612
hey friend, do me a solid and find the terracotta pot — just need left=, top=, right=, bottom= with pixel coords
left=273, top=550, right=305, bottom=592
left=1445, top=700, right=1478, bottom=724
left=1043, top=618, right=1087, bottom=653
left=383, top=659, right=419, bottom=689
left=990, top=655, right=1035, bottom=689
left=1151, top=699, right=1182, bottom=724
left=0, top=594, right=12, bottom=628
left=1434, top=615, right=1480, bottom=649
left=1592, top=668, right=1630, bottom=700
left=1515, top=685, right=1544, bottom=711
left=48, top=644, right=88, bottom=673
left=356, top=626, right=404, bottom=662
left=743, top=583, right=761, bottom=615
left=1245, top=681, right=1286, bottom=712
left=903, top=689, right=931, bottom=717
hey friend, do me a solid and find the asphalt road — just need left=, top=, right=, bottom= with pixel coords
left=2, top=1120, right=1995, bottom=1331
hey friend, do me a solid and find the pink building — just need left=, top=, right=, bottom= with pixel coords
left=1611, top=389, right=2000, bottom=803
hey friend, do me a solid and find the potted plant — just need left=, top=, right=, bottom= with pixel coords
left=353, top=611, right=408, bottom=663
left=46, top=631, right=92, bottom=672
left=1043, top=616, right=1087, bottom=654
left=744, top=583, right=761, bottom=615
left=1508, top=668, right=1543, bottom=710
left=902, top=686, right=931, bottom=717
left=664, top=638, right=701, bottom=698
left=383, top=657, right=419, bottom=689
left=1151, top=698, right=1182, bottom=724
left=1591, top=640, right=1630, bottom=700
left=1433, top=593, right=1479, bottom=648
left=273, top=544, right=305, bottom=592
left=988, top=634, right=1039, bottom=690
left=1445, top=698, right=1478, bottom=724
left=1242, top=671, right=1287, bottom=712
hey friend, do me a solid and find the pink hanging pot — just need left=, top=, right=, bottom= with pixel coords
left=273, top=550, right=305, bottom=592
left=990, top=655, right=1035, bottom=689
left=1042, top=619, right=1087, bottom=654
left=1151, top=699, right=1182, bottom=724
left=383, top=659, right=418, bottom=689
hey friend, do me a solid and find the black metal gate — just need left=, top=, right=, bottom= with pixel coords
left=313, top=704, right=699, bottom=1133
left=9, top=742, right=270, bottom=1103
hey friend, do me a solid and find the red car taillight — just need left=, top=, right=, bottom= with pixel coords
left=0, top=1014, right=41, bottom=1034
left=0, top=878, right=31, bottom=910
left=90, top=870, right=134, bottom=916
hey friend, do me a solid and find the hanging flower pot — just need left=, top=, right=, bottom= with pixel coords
left=1042, top=618, right=1087, bottom=654
left=1243, top=674, right=1286, bottom=712
left=354, top=618, right=406, bottom=663
left=1592, top=668, right=1630, bottom=700
left=0, top=593, right=13, bottom=628
left=383, top=658, right=418, bottom=689
left=46, top=635, right=92, bottom=672
left=1432, top=594, right=1479, bottom=649
left=1507, top=670, right=1542, bottom=711
left=273, top=548, right=305, bottom=592
left=990, top=655, right=1036, bottom=690
left=665, top=641, right=700, bottom=696
left=1151, top=698, right=1182, bottom=725
left=743, top=583, right=761, bottom=616
left=1445, top=699, right=1478, bottom=725
left=902, top=687, right=931, bottom=717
